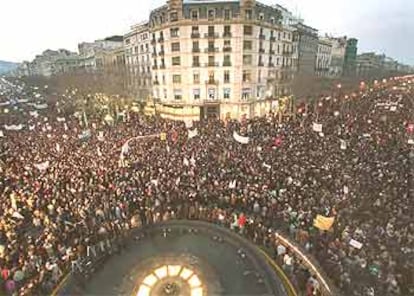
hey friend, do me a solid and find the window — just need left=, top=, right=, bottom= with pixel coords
left=276, top=57, right=280, bottom=65
left=170, top=28, right=179, bottom=38
left=208, top=41, right=215, bottom=50
left=242, top=88, right=251, bottom=100
left=258, top=70, right=261, bottom=83
left=224, top=9, right=231, bottom=20
left=243, top=40, right=252, bottom=50
left=242, top=70, right=251, bottom=82
left=224, top=40, right=231, bottom=46
left=191, top=10, right=198, bottom=20
left=224, top=25, right=231, bottom=36
left=244, top=25, right=253, bottom=35
left=223, top=88, right=231, bottom=99
left=270, top=17, right=275, bottom=24
left=125, top=38, right=130, bottom=45
left=243, top=55, right=252, bottom=65
left=208, top=9, right=215, bottom=20
left=245, top=10, right=252, bottom=20
left=172, top=56, right=181, bottom=66
left=259, top=13, right=264, bottom=20
left=208, top=56, right=215, bottom=66
left=192, top=26, right=199, bottom=33
left=223, top=55, right=231, bottom=66
left=193, top=56, right=200, bottom=66
left=171, top=42, right=180, bottom=52
left=224, top=70, right=230, bottom=83
left=193, top=73, right=200, bottom=83
left=193, top=89, right=200, bottom=100
left=162, top=75, right=166, bottom=84
left=174, top=89, right=182, bottom=100
left=170, top=12, right=178, bottom=22
left=163, top=89, right=167, bottom=99
left=193, top=41, right=199, bottom=51
left=173, top=74, right=181, bottom=84
left=208, top=26, right=215, bottom=37
left=134, top=46, right=138, bottom=54
left=208, top=88, right=216, bottom=100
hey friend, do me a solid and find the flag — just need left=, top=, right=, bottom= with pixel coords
left=34, top=161, right=50, bottom=171
left=97, top=131, right=104, bottom=141
left=313, top=215, right=335, bottom=231
left=56, top=143, right=60, bottom=153
left=97, top=147, right=102, bottom=157
left=229, top=179, right=237, bottom=189
left=312, top=123, right=323, bottom=133
left=184, top=120, right=193, bottom=128
left=0, top=130, right=3, bottom=137
left=160, top=132, right=167, bottom=141
left=188, top=129, right=198, bottom=139
left=263, top=162, right=271, bottom=169
left=340, top=139, right=347, bottom=150
left=233, top=131, right=249, bottom=144
left=121, top=142, right=129, bottom=155
left=57, top=117, right=65, bottom=122
left=183, top=157, right=189, bottom=166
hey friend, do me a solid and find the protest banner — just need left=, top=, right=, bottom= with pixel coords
left=313, top=215, right=335, bottom=231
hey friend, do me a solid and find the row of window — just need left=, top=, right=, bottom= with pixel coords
left=152, top=55, right=291, bottom=67
left=151, top=40, right=290, bottom=54
left=152, top=8, right=281, bottom=25
left=154, top=87, right=253, bottom=101
left=152, top=26, right=291, bottom=41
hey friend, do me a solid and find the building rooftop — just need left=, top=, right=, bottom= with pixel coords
left=104, top=35, right=124, bottom=42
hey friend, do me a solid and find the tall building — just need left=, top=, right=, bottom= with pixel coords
left=124, top=22, right=152, bottom=101
left=315, top=38, right=332, bottom=77
left=29, top=49, right=78, bottom=77
left=343, top=38, right=358, bottom=76
left=149, top=0, right=295, bottom=121
left=326, top=36, right=347, bottom=77
left=292, top=23, right=318, bottom=75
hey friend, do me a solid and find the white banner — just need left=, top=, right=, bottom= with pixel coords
left=233, top=131, right=249, bottom=144
left=34, top=103, right=48, bottom=110
left=34, top=160, right=50, bottom=171
left=312, top=122, right=323, bottom=133
left=340, top=139, right=347, bottom=150
left=57, top=117, right=66, bottom=122
left=188, top=128, right=198, bottom=139
left=349, top=239, right=363, bottom=249
left=4, top=124, right=24, bottom=131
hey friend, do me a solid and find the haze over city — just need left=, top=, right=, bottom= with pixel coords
left=1, top=0, right=413, bottom=64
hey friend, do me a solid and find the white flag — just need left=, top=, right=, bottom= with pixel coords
left=312, top=122, right=323, bottom=133
left=340, top=139, right=347, bottom=150
left=190, top=156, right=196, bottom=166
left=233, top=131, right=249, bottom=144
left=188, top=128, right=198, bottom=139
left=121, top=142, right=129, bottom=155
left=229, top=179, right=237, bottom=189
left=175, top=177, right=180, bottom=186
left=64, top=123, right=68, bottom=131
left=56, top=143, right=60, bottom=153
left=29, top=125, right=35, bottom=131
left=34, top=161, right=50, bottom=171
left=97, top=147, right=102, bottom=157
left=183, top=157, right=189, bottom=166
left=263, top=162, right=271, bottom=169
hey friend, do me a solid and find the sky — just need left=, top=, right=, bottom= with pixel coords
left=0, top=0, right=413, bottom=65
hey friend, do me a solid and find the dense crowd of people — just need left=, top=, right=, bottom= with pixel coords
left=0, top=76, right=413, bottom=296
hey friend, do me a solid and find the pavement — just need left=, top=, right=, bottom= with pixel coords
left=62, top=221, right=290, bottom=296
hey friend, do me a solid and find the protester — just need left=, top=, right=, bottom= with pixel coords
left=0, top=76, right=413, bottom=296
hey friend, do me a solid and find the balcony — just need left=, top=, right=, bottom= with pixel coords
left=268, top=63, right=275, bottom=67
left=203, top=98, right=221, bottom=104
left=204, top=33, right=219, bottom=39
left=205, top=62, right=219, bottom=67
left=204, top=47, right=219, bottom=53
left=283, top=50, right=291, bottom=55
left=192, top=48, right=200, bottom=53
left=259, top=48, right=265, bottom=53
left=223, top=32, right=232, bottom=38
left=223, top=47, right=232, bottom=52
left=192, top=63, right=201, bottom=67
left=258, top=62, right=264, bottom=67
left=159, top=50, right=165, bottom=56
left=152, top=52, right=157, bottom=57
left=259, top=34, right=266, bottom=40
left=158, top=37, right=164, bottom=43
left=153, top=80, right=160, bottom=85
left=160, top=64, right=166, bottom=69
left=152, top=65, right=158, bottom=70
left=191, top=32, right=200, bottom=38
left=151, top=39, right=156, bottom=45
left=270, top=50, right=275, bottom=55
left=223, top=62, right=232, bottom=67
left=205, top=80, right=219, bottom=85
left=270, top=36, right=276, bottom=42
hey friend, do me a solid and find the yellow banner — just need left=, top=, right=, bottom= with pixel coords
left=313, top=215, right=335, bottom=231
